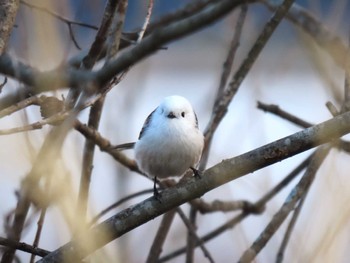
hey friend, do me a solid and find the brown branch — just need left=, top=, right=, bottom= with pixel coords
left=0, top=95, right=42, bottom=118
left=200, top=4, right=248, bottom=170
left=275, top=182, right=309, bottom=263
left=38, top=107, right=350, bottom=262
left=74, top=120, right=139, bottom=172
left=186, top=207, right=198, bottom=263
left=89, top=189, right=154, bottom=226
left=239, top=146, right=330, bottom=263
left=193, top=199, right=261, bottom=214
left=0, top=0, right=19, bottom=54
left=257, top=101, right=312, bottom=128
left=202, top=0, right=293, bottom=169
left=0, top=1, right=254, bottom=102
left=1, top=109, right=81, bottom=262
left=65, top=0, right=121, bottom=108
left=0, top=236, right=50, bottom=258
left=175, top=208, right=214, bottom=263
left=262, top=0, right=350, bottom=72
left=160, top=153, right=312, bottom=262
left=146, top=210, right=177, bottom=263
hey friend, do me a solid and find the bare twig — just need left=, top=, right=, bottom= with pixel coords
left=20, top=0, right=98, bottom=49
left=160, top=153, right=312, bottom=262
left=275, top=183, right=310, bottom=263
left=89, top=189, right=154, bottom=226
left=203, top=0, right=294, bottom=168
left=193, top=199, right=260, bottom=214
left=200, top=3, right=248, bottom=170
left=186, top=207, right=198, bottom=263
left=262, top=1, right=350, bottom=73
left=146, top=210, right=177, bottom=263
left=239, top=146, right=330, bottom=263
left=175, top=208, right=214, bottom=263
left=137, top=0, right=154, bottom=42
left=0, top=1, right=254, bottom=97
left=0, top=95, right=41, bottom=118
left=74, top=120, right=139, bottom=172
left=257, top=101, right=312, bottom=128
left=0, top=236, right=50, bottom=258
left=29, top=208, right=47, bottom=263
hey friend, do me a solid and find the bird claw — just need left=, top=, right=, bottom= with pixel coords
left=190, top=167, right=202, bottom=178
left=153, top=188, right=162, bottom=203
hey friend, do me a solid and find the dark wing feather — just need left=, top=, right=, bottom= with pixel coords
left=113, top=142, right=135, bottom=150
left=138, top=107, right=157, bottom=139
left=194, top=111, right=199, bottom=128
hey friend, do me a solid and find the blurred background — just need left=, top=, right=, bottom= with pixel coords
left=1, top=0, right=350, bottom=262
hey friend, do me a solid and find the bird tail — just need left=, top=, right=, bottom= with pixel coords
left=112, top=142, right=136, bottom=150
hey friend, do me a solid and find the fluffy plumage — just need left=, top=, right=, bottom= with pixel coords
left=134, top=95, right=204, bottom=180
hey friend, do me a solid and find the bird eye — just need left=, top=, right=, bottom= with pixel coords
left=181, top=112, right=185, bottom=118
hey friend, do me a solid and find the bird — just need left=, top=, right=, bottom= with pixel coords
left=115, top=95, right=204, bottom=198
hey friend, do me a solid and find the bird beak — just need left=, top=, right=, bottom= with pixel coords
left=167, top=112, right=176, bottom=119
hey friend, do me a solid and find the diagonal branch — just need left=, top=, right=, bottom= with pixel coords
left=0, top=0, right=255, bottom=109
left=239, top=146, right=330, bottom=263
left=38, top=107, right=350, bottom=263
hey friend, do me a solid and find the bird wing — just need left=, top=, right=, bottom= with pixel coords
left=113, top=142, right=136, bottom=150
left=138, top=107, right=157, bottom=139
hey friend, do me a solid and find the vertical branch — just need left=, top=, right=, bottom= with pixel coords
left=0, top=0, right=19, bottom=54
left=275, top=187, right=309, bottom=263
left=185, top=207, right=198, bottom=263
left=200, top=3, right=247, bottom=170
left=77, top=0, right=128, bottom=219
left=65, top=0, right=121, bottom=108
left=342, top=25, right=350, bottom=111
left=146, top=209, right=177, bottom=263
left=29, top=207, right=47, bottom=263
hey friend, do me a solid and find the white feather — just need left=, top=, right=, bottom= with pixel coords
left=134, top=95, right=204, bottom=179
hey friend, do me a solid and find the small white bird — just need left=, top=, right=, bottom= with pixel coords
left=115, top=95, right=204, bottom=198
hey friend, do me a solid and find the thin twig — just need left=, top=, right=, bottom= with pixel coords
left=137, top=0, right=154, bottom=42
left=20, top=0, right=98, bottom=50
left=193, top=199, right=261, bottom=214
left=0, top=237, right=50, bottom=258
left=262, top=0, right=350, bottom=72
left=200, top=4, right=248, bottom=171
left=0, top=95, right=41, bottom=119
left=159, top=153, right=312, bottom=262
left=275, top=184, right=310, bottom=263
left=176, top=208, right=215, bottom=263
left=146, top=210, right=177, bottom=263
left=239, top=146, right=330, bottom=263
left=20, top=0, right=98, bottom=30
left=89, top=189, right=153, bottom=226
left=186, top=207, right=198, bottom=263
left=29, top=208, right=47, bottom=263
left=203, top=0, right=293, bottom=168
left=257, top=101, right=312, bottom=128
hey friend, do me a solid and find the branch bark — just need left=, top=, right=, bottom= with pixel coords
left=0, top=0, right=19, bottom=54
left=38, top=108, right=350, bottom=262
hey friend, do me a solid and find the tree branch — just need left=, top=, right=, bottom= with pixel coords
left=0, top=0, right=19, bottom=54
left=38, top=107, right=350, bottom=262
